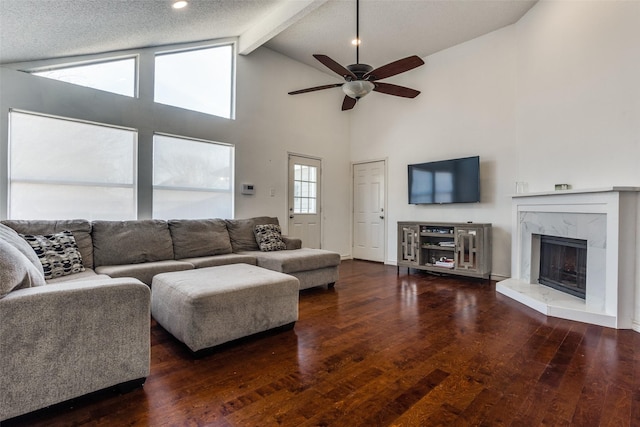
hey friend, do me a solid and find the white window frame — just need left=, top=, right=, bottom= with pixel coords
left=8, top=109, right=138, bottom=220
left=26, top=55, right=139, bottom=98
left=152, top=132, right=235, bottom=220
left=154, top=43, right=236, bottom=119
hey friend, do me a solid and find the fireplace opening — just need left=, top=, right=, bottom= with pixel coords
left=538, top=235, right=587, bottom=299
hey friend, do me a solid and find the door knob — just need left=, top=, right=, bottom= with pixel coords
left=289, top=215, right=294, bottom=219
left=380, top=215, right=385, bottom=219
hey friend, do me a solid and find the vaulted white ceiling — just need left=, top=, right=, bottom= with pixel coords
left=0, top=0, right=537, bottom=74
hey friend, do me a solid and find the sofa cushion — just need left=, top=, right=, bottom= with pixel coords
left=20, top=231, right=85, bottom=280
left=242, top=248, right=341, bottom=274
left=1, top=219, right=94, bottom=269
left=179, top=253, right=257, bottom=268
left=0, top=223, right=44, bottom=275
left=168, top=219, right=232, bottom=259
left=225, top=216, right=279, bottom=252
left=0, top=238, right=46, bottom=298
left=92, top=220, right=174, bottom=267
left=254, top=224, right=287, bottom=252
left=95, top=260, right=194, bottom=286
left=45, top=269, right=111, bottom=284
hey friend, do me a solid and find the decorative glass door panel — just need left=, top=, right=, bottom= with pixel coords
left=401, top=226, right=419, bottom=263
left=293, top=163, right=317, bottom=214
left=456, top=228, right=479, bottom=271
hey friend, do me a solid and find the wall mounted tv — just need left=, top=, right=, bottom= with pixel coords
left=408, top=156, right=480, bottom=204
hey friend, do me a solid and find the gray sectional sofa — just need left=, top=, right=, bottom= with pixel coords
left=0, top=216, right=340, bottom=421
left=0, top=221, right=150, bottom=422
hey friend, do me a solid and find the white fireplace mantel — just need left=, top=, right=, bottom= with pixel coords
left=497, top=187, right=640, bottom=330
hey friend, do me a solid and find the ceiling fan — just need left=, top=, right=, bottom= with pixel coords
left=288, top=0, right=425, bottom=111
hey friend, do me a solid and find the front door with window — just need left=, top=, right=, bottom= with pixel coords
left=288, top=155, right=321, bottom=249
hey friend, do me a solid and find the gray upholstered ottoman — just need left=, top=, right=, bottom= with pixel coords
left=151, top=264, right=299, bottom=353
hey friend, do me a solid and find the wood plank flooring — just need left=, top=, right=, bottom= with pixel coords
left=5, top=260, right=640, bottom=426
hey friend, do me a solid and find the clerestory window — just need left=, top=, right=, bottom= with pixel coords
left=154, top=44, right=234, bottom=119
left=31, top=57, right=137, bottom=97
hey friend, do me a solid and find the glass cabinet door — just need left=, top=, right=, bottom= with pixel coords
left=401, top=226, right=419, bottom=263
left=455, top=227, right=481, bottom=271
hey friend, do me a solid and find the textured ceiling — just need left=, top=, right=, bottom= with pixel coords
left=0, top=0, right=282, bottom=63
left=0, top=0, right=537, bottom=74
left=266, top=0, right=537, bottom=72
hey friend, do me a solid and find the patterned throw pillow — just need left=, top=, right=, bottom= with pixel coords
left=254, top=224, right=287, bottom=252
left=20, top=231, right=85, bottom=280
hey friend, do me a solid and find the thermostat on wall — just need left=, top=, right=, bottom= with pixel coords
left=241, top=184, right=255, bottom=195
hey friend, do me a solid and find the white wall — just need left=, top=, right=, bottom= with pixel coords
left=350, top=25, right=518, bottom=278
left=515, top=0, right=640, bottom=191
left=349, top=0, right=640, bottom=283
left=234, top=48, right=352, bottom=254
left=0, top=45, right=352, bottom=256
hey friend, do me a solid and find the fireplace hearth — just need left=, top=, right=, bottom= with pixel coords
left=538, top=235, right=587, bottom=299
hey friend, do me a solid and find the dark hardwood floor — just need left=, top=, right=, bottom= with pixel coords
left=5, top=260, right=640, bottom=426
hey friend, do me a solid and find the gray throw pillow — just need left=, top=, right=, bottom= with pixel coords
left=0, top=239, right=46, bottom=298
left=1, top=219, right=94, bottom=269
left=20, top=231, right=85, bottom=280
left=0, top=223, right=45, bottom=275
left=254, top=224, right=287, bottom=252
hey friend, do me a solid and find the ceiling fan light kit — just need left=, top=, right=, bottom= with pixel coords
left=172, top=0, right=188, bottom=9
left=288, top=0, right=424, bottom=111
left=342, top=81, right=375, bottom=99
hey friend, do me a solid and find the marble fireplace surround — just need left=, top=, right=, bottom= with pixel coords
left=497, top=187, right=639, bottom=329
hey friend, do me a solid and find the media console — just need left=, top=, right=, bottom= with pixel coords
left=397, top=221, right=492, bottom=280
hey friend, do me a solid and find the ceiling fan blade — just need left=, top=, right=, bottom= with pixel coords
left=341, top=95, right=357, bottom=111
left=314, top=54, right=357, bottom=80
left=288, top=83, right=343, bottom=95
left=373, top=82, right=420, bottom=98
left=364, top=55, right=425, bottom=81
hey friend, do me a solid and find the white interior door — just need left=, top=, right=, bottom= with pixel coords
left=288, top=154, right=322, bottom=249
left=352, top=160, right=385, bottom=262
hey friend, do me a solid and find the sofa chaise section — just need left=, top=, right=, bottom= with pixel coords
left=242, top=248, right=341, bottom=290
left=225, top=217, right=340, bottom=290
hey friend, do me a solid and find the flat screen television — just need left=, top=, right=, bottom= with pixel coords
left=408, top=156, right=480, bottom=204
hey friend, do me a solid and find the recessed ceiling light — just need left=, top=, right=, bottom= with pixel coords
left=172, top=1, right=188, bottom=9
left=351, top=39, right=361, bottom=46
